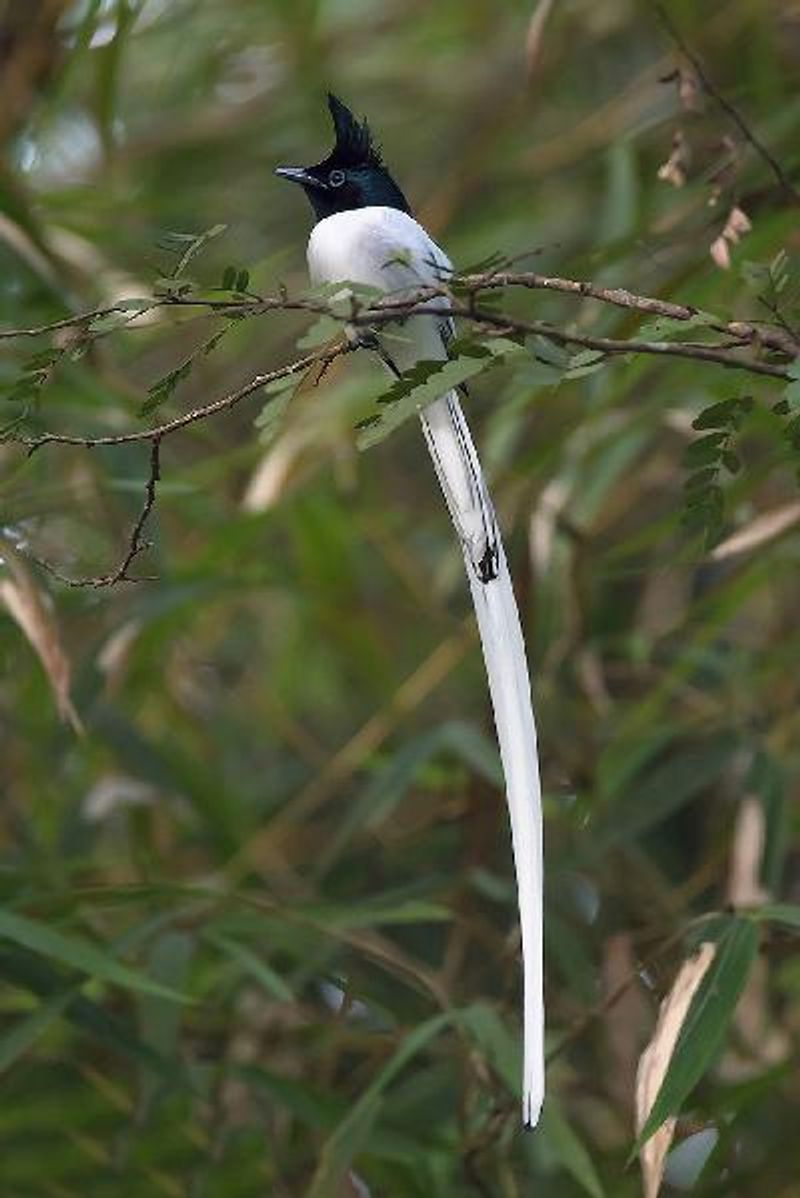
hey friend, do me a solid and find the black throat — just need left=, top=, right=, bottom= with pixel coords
left=305, top=166, right=410, bottom=222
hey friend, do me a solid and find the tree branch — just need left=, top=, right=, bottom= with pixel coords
left=2, top=267, right=795, bottom=587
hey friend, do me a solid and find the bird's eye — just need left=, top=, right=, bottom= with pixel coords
left=328, top=168, right=346, bottom=188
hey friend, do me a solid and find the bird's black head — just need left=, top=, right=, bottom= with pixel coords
left=276, top=93, right=410, bottom=222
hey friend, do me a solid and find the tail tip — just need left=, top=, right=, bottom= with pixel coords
left=522, top=1088, right=543, bottom=1130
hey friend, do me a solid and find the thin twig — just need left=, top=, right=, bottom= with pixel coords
left=20, top=345, right=345, bottom=586
left=32, top=438, right=162, bottom=588
left=21, top=346, right=345, bottom=452
left=0, top=306, right=120, bottom=340
left=654, top=2, right=800, bottom=206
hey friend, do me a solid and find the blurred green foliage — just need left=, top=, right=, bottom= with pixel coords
left=1, top=0, right=800, bottom=1194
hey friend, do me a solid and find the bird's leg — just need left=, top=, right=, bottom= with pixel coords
left=343, top=324, right=407, bottom=382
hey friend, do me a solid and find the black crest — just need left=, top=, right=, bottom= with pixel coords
left=327, top=93, right=382, bottom=168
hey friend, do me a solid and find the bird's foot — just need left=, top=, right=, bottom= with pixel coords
left=344, top=325, right=381, bottom=352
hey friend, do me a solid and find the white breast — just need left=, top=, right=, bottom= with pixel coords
left=308, top=206, right=450, bottom=291
left=307, top=206, right=453, bottom=370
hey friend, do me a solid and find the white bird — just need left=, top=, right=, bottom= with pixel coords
left=277, top=93, right=544, bottom=1127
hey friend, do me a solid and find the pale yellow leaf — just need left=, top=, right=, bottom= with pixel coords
left=723, top=206, right=752, bottom=242
left=677, top=69, right=702, bottom=113
left=657, top=130, right=690, bottom=188
left=709, top=234, right=731, bottom=270
left=710, top=502, right=800, bottom=561
left=727, top=796, right=768, bottom=909
left=525, top=0, right=555, bottom=81
left=635, top=942, right=716, bottom=1198
left=97, top=619, right=142, bottom=691
left=0, top=541, right=82, bottom=733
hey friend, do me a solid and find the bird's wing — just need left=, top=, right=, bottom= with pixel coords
left=308, top=207, right=544, bottom=1125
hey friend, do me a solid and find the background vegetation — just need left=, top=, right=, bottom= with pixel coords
left=1, top=0, right=799, bottom=1194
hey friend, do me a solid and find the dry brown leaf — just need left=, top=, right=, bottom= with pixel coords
left=241, top=427, right=309, bottom=512
left=678, top=69, right=702, bottom=112
left=710, top=205, right=752, bottom=269
left=343, top=1173, right=372, bottom=1198
left=528, top=476, right=570, bottom=574
left=525, top=0, right=555, bottom=82
left=720, top=954, right=791, bottom=1079
left=657, top=129, right=690, bottom=188
left=709, top=233, right=731, bottom=270
left=0, top=538, right=82, bottom=733
left=97, top=618, right=142, bottom=692
left=0, top=212, right=60, bottom=288
left=723, top=205, right=752, bottom=241
left=577, top=647, right=613, bottom=716
left=636, top=942, right=716, bottom=1198
left=710, top=501, right=800, bottom=561
left=721, top=796, right=791, bottom=1076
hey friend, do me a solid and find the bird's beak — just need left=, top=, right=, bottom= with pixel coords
left=274, top=166, right=328, bottom=191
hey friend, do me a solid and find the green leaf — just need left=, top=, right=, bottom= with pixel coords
left=635, top=312, right=712, bottom=341
left=235, top=268, right=250, bottom=293
left=141, top=324, right=232, bottom=416
left=0, top=909, right=191, bottom=1003
left=784, top=358, right=800, bottom=411
left=166, top=222, right=227, bottom=278
left=747, top=753, right=787, bottom=892
left=747, top=903, right=800, bottom=931
left=306, top=1092, right=382, bottom=1198
left=0, top=944, right=179, bottom=1081
left=222, top=265, right=237, bottom=290
left=692, top=398, right=745, bottom=431
left=254, top=375, right=298, bottom=443
left=0, top=990, right=75, bottom=1072
left=242, top=1065, right=344, bottom=1129
left=459, top=1002, right=519, bottom=1093
left=307, top=1012, right=452, bottom=1198
left=116, top=297, right=154, bottom=311
left=582, top=737, right=734, bottom=860
left=315, top=721, right=501, bottom=875
left=357, top=356, right=486, bottom=449
left=635, top=918, right=758, bottom=1150
left=135, top=931, right=193, bottom=1105
left=204, top=932, right=293, bottom=1000
left=296, top=315, right=340, bottom=350
left=540, top=1101, right=606, bottom=1198
left=357, top=339, right=521, bottom=450
left=683, top=432, right=727, bottom=468
left=684, top=467, right=718, bottom=491
left=564, top=349, right=606, bottom=379
left=301, top=899, right=451, bottom=931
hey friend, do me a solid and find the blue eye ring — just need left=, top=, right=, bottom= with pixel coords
left=328, top=168, right=346, bottom=187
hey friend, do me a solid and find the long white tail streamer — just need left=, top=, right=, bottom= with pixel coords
left=420, top=390, right=544, bottom=1128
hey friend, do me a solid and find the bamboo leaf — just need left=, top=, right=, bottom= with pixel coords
left=307, top=1013, right=452, bottom=1198
left=0, top=910, right=191, bottom=1004
left=0, top=990, right=75, bottom=1073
